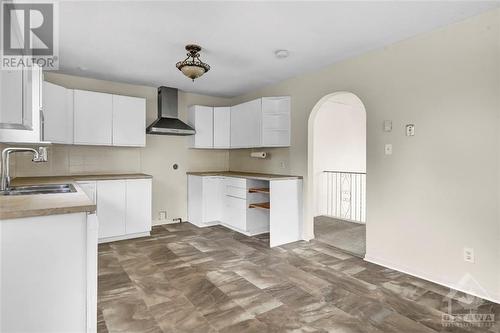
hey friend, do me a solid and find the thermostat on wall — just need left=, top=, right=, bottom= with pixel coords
left=406, top=124, right=415, bottom=136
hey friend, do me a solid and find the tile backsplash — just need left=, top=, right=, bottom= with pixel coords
left=13, top=145, right=142, bottom=177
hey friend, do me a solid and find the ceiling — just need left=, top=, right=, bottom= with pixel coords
left=58, top=1, right=500, bottom=97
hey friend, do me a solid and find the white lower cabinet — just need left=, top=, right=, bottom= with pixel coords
left=0, top=212, right=97, bottom=332
left=78, top=178, right=151, bottom=242
left=125, top=179, right=152, bottom=234
left=223, top=195, right=247, bottom=232
left=188, top=175, right=269, bottom=235
left=97, top=180, right=127, bottom=239
left=188, top=175, right=223, bottom=226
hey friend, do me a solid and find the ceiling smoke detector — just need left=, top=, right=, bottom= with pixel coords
left=274, top=49, right=290, bottom=59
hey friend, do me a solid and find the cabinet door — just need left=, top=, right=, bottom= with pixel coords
left=125, top=179, right=152, bottom=234
left=261, top=96, right=290, bottom=147
left=188, top=105, right=213, bottom=148
left=86, top=213, right=98, bottom=332
left=187, top=175, right=203, bottom=226
left=224, top=195, right=247, bottom=231
left=97, top=180, right=126, bottom=238
left=112, top=95, right=146, bottom=147
left=202, top=177, right=223, bottom=223
left=0, top=69, right=23, bottom=126
left=213, top=107, right=230, bottom=148
left=230, top=99, right=261, bottom=148
left=43, top=82, right=74, bottom=144
left=74, top=90, right=112, bottom=145
left=0, top=65, right=42, bottom=143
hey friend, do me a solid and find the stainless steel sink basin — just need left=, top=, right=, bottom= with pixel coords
left=0, top=184, right=77, bottom=196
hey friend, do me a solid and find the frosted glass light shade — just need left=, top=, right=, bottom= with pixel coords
left=180, top=65, right=206, bottom=80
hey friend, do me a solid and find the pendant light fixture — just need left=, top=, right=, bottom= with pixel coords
left=175, top=44, right=210, bottom=81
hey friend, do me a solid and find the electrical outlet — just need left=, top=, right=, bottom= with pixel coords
left=159, top=211, right=167, bottom=220
left=280, top=161, right=286, bottom=169
left=464, top=247, right=475, bottom=263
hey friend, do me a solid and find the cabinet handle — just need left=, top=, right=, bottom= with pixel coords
left=39, top=109, right=45, bottom=141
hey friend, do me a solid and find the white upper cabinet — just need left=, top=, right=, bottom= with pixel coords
left=0, top=65, right=43, bottom=144
left=43, top=81, right=74, bottom=144
left=188, top=96, right=290, bottom=150
left=44, top=83, right=146, bottom=147
left=230, top=99, right=262, bottom=148
left=261, top=96, right=291, bottom=147
left=188, top=105, right=213, bottom=148
left=112, top=95, right=146, bottom=147
left=213, top=107, right=230, bottom=148
left=74, top=90, right=113, bottom=145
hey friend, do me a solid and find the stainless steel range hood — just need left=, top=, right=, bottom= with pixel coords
left=146, top=87, right=196, bottom=135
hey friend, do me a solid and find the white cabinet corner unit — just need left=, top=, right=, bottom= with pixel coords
left=188, top=96, right=290, bottom=149
left=42, top=81, right=146, bottom=147
left=187, top=174, right=302, bottom=247
left=76, top=177, right=152, bottom=243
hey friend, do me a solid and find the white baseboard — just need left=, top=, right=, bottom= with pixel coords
left=98, top=231, right=150, bottom=244
left=152, top=219, right=184, bottom=226
left=364, top=254, right=500, bottom=305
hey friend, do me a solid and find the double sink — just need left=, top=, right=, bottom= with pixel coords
left=0, top=184, right=77, bottom=196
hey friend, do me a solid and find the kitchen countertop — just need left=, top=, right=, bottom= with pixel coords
left=186, top=171, right=302, bottom=181
left=0, top=173, right=152, bottom=220
left=10, top=173, right=153, bottom=186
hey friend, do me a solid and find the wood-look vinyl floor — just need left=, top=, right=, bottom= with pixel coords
left=97, top=223, right=499, bottom=333
left=314, top=216, right=366, bottom=257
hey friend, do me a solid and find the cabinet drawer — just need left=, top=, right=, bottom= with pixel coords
left=224, top=177, right=247, bottom=188
left=226, top=185, right=247, bottom=199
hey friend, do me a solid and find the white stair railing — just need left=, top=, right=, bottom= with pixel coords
left=323, top=171, right=366, bottom=223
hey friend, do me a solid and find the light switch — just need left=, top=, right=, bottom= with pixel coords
left=406, top=124, right=415, bottom=136
left=383, top=120, right=392, bottom=132
left=385, top=144, right=393, bottom=155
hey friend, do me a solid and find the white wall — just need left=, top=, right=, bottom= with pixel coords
left=10, top=73, right=231, bottom=224
left=6, top=8, right=500, bottom=303
left=312, top=95, right=366, bottom=216
left=229, top=10, right=500, bottom=302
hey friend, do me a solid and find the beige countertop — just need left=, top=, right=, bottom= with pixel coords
left=10, top=173, right=153, bottom=186
left=186, top=171, right=302, bottom=181
left=0, top=173, right=152, bottom=220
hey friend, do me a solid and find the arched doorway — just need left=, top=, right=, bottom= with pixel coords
left=307, top=92, right=366, bottom=256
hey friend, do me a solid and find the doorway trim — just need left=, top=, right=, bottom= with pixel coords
left=306, top=91, right=366, bottom=241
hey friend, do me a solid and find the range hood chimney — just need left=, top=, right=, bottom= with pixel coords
left=146, top=86, right=196, bottom=135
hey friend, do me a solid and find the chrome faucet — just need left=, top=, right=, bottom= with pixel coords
left=0, top=147, right=48, bottom=191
